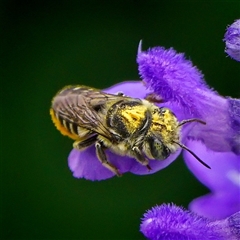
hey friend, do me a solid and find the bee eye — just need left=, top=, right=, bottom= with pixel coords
left=147, top=137, right=170, bottom=160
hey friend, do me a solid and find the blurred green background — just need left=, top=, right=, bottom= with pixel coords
left=2, top=1, right=239, bottom=239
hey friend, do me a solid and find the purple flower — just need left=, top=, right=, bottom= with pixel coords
left=185, top=140, right=240, bottom=220
left=135, top=42, right=240, bottom=220
left=69, top=44, right=239, bottom=218
left=68, top=28, right=240, bottom=219
left=140, top=203, right=240, bottom=240
left=224, top=19, right=240, bottom=61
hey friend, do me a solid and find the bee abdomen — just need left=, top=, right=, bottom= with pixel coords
left=50, top=108, right=79, bottom=140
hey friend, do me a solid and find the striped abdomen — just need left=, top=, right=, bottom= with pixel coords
left=50, top=85, right=94, bottom=140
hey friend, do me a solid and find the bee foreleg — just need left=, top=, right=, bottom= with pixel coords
left=73, top=135, right=98, bottom=150
left=95, top=141, right=122, bottom=177
left=132, top=146, right=151, bottom=171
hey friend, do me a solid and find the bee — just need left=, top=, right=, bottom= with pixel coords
left=50, top=85, right=210, bottom=176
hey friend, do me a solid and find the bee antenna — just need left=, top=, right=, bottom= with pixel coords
left=178, top=118, right=206, bottom=127
left=173, top=141, right=211, bottom=169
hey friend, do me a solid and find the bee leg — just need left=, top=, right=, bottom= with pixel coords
left=95, top=141, right=122, bottom=177
left=132, top=146, right=152, bottom=171
left=73, top=135, right=97, bottom=150
left=145, top=92, right=164, bottom=103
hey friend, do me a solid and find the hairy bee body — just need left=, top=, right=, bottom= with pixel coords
left=50, top=85, right=181, bottom=176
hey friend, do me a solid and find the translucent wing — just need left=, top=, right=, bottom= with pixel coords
left=51, top=85, right=127, bottom=139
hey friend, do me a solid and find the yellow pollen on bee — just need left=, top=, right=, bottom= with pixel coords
left=151, top=109, right=177, bottom=132
left=120, top=106, right=146, bottom=133
left=163, top=110, right=176, bottom=131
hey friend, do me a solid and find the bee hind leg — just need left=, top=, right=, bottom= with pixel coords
left=95, top=141, right=122, bottom=177
left=73, top=135, right=98, bottom=150
left=132, top=146, right=151, bottom=171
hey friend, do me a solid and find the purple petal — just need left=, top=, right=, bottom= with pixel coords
left=68, top=147, right=181, bottom=180
left=140, top=203, right=239, bottom=239
left=104, top=80, right=151, bottom=98
left=228, top=211, right=240, bottom=237
left=189, top=193, right=240, bottom=221
left=68, top=148, right=115, bottom=180
left=137, top=45, right=240, bottom=153
left=228, top=98, right=240, bottom=154
left=68, top=147, right=135, bottom=181
left=224, top=19, right=240, bottom=62
left=186, top=97, right=240, bottom=154
left=137, top=43, right=209, bottom=117
left=183, top=140, right=240, bottom=219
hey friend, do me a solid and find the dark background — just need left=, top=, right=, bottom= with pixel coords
left=2, top=1, right=239, bottom=239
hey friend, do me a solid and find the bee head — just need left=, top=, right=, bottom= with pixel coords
left=142, top=106, right=180, bottom=160
left=143, top=113, right=211, bottom=169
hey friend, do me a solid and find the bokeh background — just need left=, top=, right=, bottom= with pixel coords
left=2, top=1, right=239, bottom=239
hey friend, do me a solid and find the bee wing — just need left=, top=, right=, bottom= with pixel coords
left=56, top=88, right=125, bottom=139
left=75, top=91, right=125, bottom=139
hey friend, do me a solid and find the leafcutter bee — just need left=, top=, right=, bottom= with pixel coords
left=50, top=85, right=210, bottom=176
